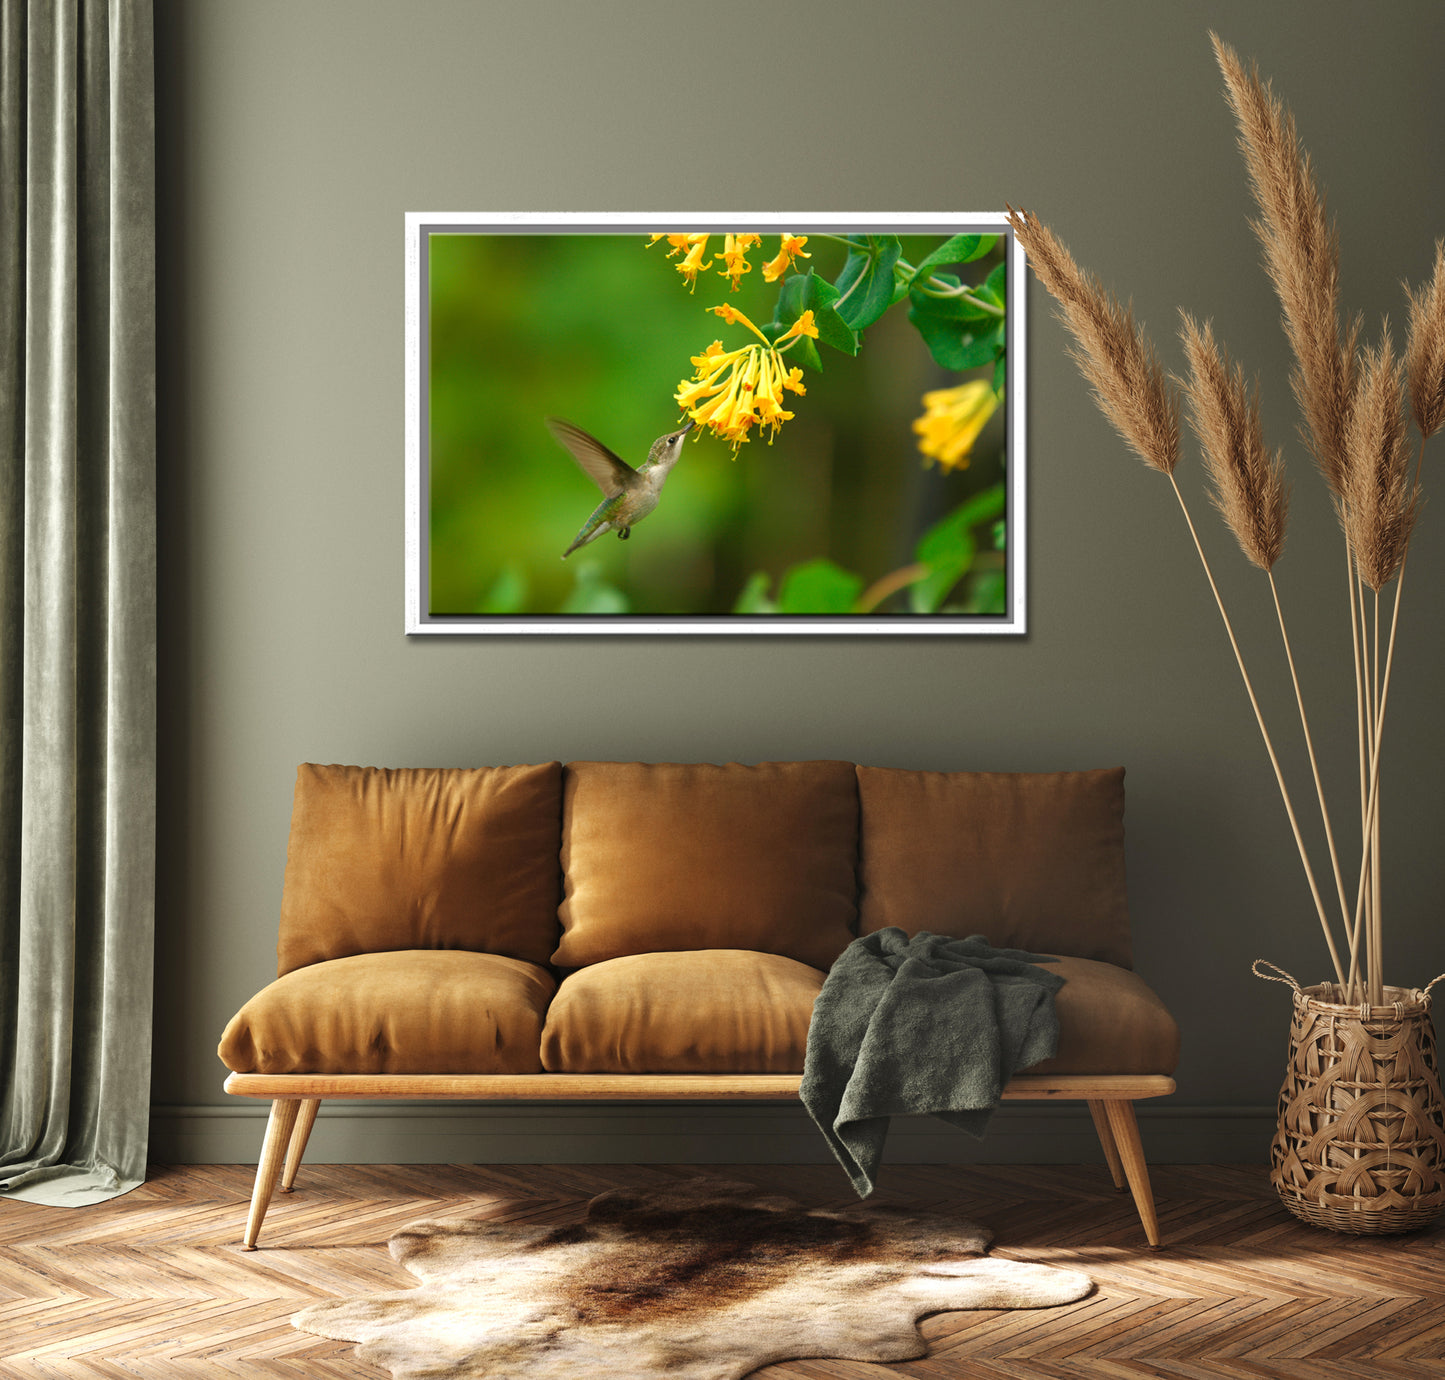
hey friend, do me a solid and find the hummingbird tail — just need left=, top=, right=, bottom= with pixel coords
left=562, top=524, right=605, bottom=559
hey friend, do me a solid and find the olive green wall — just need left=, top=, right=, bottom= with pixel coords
left=150, top=0, right=1445, bottom=1164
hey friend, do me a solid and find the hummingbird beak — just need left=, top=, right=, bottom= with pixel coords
left=679, top=419, right=696, bottom=436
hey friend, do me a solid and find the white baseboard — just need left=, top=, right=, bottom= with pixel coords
left=149, top=1100, right=1276, bottom=1166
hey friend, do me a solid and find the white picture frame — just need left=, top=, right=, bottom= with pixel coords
left=405, top=212, right=1026, bottom=635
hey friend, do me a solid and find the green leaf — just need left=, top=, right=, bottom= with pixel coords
left=788, top=334, right=825, bottom=373
left=906, top=272, right=998, bottom=323
left=993, top=353, right=1007, bottom=395
left=763, top=275, right=836, bottom=372
left=916, top=513, right=972, bottom=568
left=560, top=562, right=629, bottom=615
left=906, top=232, right=999, bottom=288
left=733, top=571, right=777, bottom=614
left=832, top=235, right=903, bottom=332
left=910, top=530, right=976, bottom=614
left=908, top=301, right=1006, bottom=370
left=477, top=563, right=528, bottom=614
left=909, top=485, right=1007, bottom=614
left=771, top=271, right=857, bottom=356
left=959, top=569, right=1007, bottom=615
left=981, top=260, right=1007, bottom=307
left=952, top=481, right=1008, bottom=531
left=770, top=271, right=809, bottom=323
left=829, top=237, right=872, bottom=301
left=776, top=559, right=865, bottom=614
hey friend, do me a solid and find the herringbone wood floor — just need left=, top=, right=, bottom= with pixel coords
left=1, top=1161, right=1441, bottom=1377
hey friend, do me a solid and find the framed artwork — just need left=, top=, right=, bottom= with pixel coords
left=405, top=213, right=1026, bottom=634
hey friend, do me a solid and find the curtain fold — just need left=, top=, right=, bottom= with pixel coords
left=0, top=0, right=155, bottom=1207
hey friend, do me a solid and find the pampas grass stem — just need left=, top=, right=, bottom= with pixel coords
left=1267, top=571, right=1353, bottom=938
left=1168, top=474, right=1347, bottom=988
left=1347, top=548, right=1368, bottom=994
left=1348, top=569, right=1377, bottom=998
left=1348, top=582, right=1401, bottom=1004
left=1014, top=38, right=1439, bottom=997
left=1008, top=198, right=1350, bottom=989
left=1348, top=731, right=1383, bottom=1004
left=1356, top=434, right=1428, bottom=996
left=1371, top=589, right=1383, bottom=1003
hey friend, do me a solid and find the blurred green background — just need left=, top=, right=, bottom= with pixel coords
left=426, top=231, right=1006, bottom=616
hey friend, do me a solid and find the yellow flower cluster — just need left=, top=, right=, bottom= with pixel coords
left=717, top=234, right=761, bottom=290
left=648, top=233, right=811, bottom=292
left=674, top=305, right=816, bottom=450
left=912, top=380, right=1000, bottom=471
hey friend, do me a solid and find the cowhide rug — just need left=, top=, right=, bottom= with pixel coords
left=292, top=1178, right=1092, bottom=1378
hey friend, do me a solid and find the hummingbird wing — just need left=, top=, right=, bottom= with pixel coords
left=546, top=418, right=637, bottom=497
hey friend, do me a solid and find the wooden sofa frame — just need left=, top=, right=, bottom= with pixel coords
left=225, top=1070, right=1175, bottom=1250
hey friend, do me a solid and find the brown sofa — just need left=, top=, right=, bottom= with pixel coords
left=219, top=760, right=1180, bottom=1249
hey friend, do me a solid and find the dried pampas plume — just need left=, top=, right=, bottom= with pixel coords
left=1211, top=31, right=1358, bottom=497
left=1179, top=314, right=1289, bottom=571
left=1005, top=204, right=1344, bottom=988
left=1345, top=331, right=1419, bottom=591
left=1404, top=239, right=1445, bottom=439
left=1009, top=35, right=1438, bottom=1001
left=1004, top=206, right=1180, bottom=476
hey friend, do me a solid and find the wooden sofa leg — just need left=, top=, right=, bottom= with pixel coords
left=242, top=1098, right=300, bottom=1251
left=1103, top=1099, right=1162, bottom=1247
left=280, top=1099, right=320, bottom=1193
left=1087, top=1098, right=1127, bottom=1190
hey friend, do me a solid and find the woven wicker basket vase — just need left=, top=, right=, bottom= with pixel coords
left=1264, top=972, right=1445, bottom=1234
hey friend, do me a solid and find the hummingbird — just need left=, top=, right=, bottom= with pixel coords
left=548, top=417, right=694, bottom=559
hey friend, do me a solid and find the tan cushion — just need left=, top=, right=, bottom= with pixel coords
left=1032, top=956, right=1179, bottom=1075
left=541, top=950, right=825, bottom=1073
left=856, top=766, right=1133, bottom=968
left=218, top=950, right=554, bottom=1075
left=555, top=761, right=858, bottom=970
left=277, top=762, right=563, bottom=975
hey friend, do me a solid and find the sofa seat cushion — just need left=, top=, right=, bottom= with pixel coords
left=856, top=766, right=1133, bottom=968
left=217, top=950, right=555, bottom=1075
left=541, top=950, right=825, bottom=1073
left=555, top=761, right=858, bottom=970
left=1033, top=956, right=1180, bottom=1075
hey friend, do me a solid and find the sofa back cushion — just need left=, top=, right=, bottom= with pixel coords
left=555, top=760, right=858, bottom=970
left=856, top=766, right=1132, bottom=968
left=276, top=762, right=563, bottom=975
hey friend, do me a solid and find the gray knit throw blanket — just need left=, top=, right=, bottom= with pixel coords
left=801, top=928, right=1065, bottom=1195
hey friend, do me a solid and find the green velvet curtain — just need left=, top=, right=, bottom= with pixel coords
left=0, top=0, right=155, bottom=1206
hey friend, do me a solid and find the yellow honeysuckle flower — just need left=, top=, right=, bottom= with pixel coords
left=912, top=379, right=1000, bottom=471
left=708, top=302, right=772, bottom=346
left=717, top=233, right=761, bottom=291
left=675, top=343, right=735, bottom=413
left=776, top=310, right=819, bottom=345
left=675, top=236, right=713, bottom=291
left=647, top=233, right=714, bottom=290
left=762, top=234, right=810, bottom=283
left=674, top=335, right=804, bottom=452
left=674, top=373, right=722, bottom=414
left=752, top=353, right=795, bottom=427
left=688, top=340, right=728, bottom=369
left=649, top=233, right=700, bottom=257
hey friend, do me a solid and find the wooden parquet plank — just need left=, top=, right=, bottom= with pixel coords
left=1, top=1162, right=1442, bottom=1376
